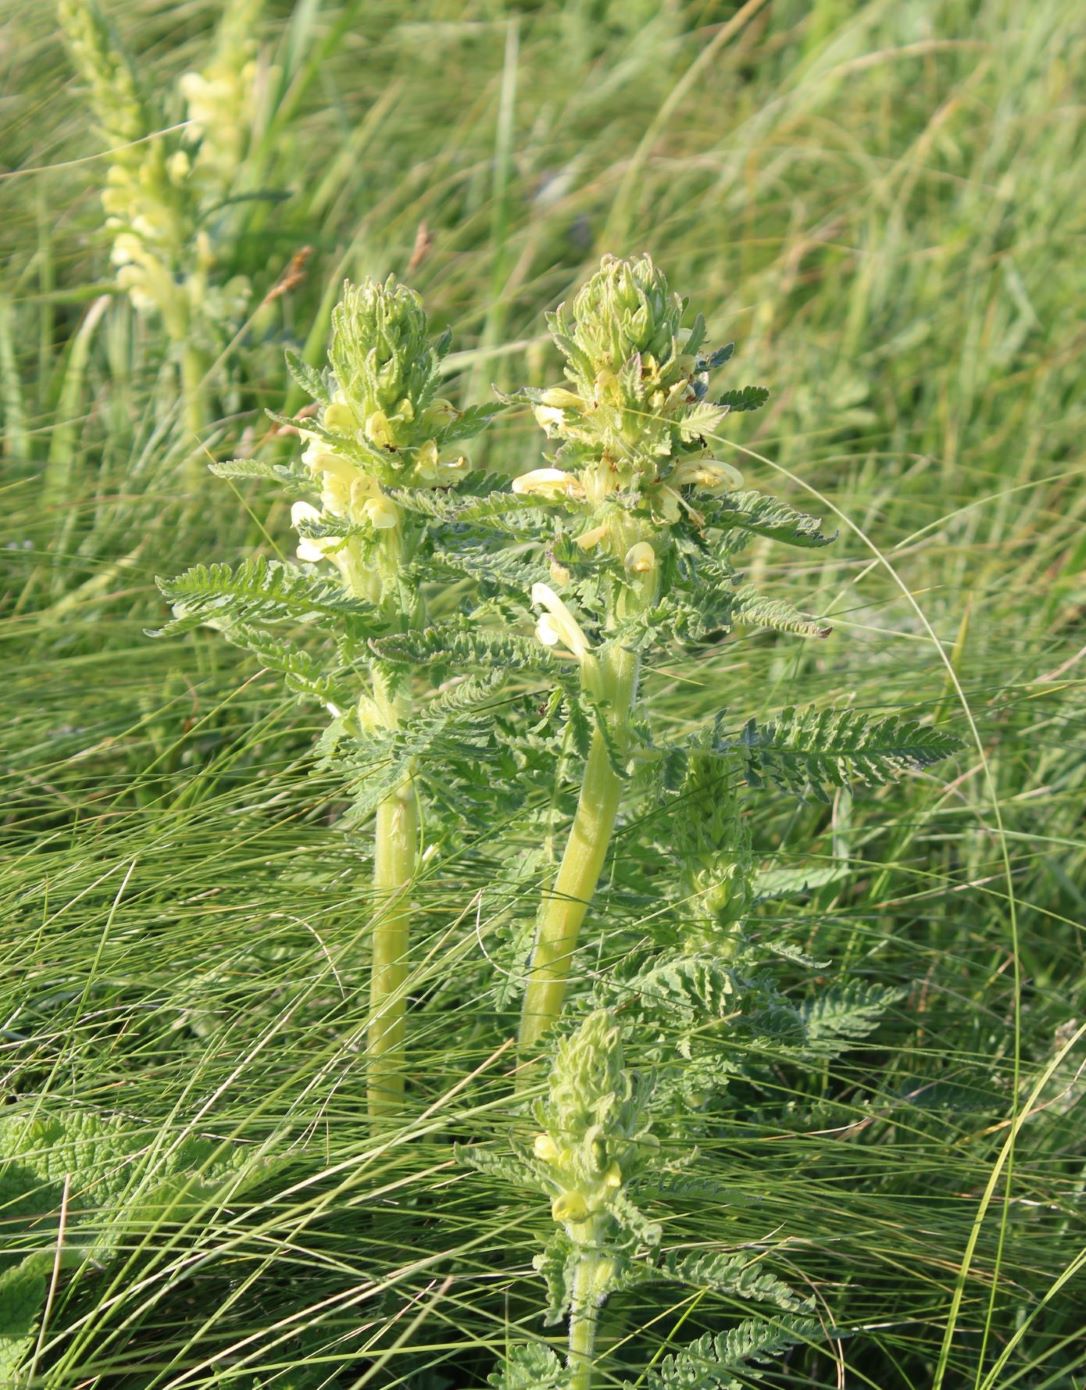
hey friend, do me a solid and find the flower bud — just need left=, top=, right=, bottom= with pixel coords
left=624, top=541, right=656, bottom=574
left=533, top=1133, right=560, bottom=1163
left=531, top=583, right=591, bottom=661
left=364, top=495, right=399, bottom=530
left=323, top=402, right=356, bottom=434
left=551, top=1191, right=589, bottom=1224
left=672, top=459, right=743, bottom=491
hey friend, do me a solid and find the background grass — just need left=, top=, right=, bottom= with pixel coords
left=2, top=0, right=1085, bottom=1386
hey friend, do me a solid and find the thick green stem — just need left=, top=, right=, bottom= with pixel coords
left=518, top=642, right=639, bottom=1056
left=568, top=1246, right=606, bottom=1390
left=368, top=766, right=419, bottom=1121
left=180, top=342, right=209, bottom=440
left=366, top=523, right=418, bottom=1123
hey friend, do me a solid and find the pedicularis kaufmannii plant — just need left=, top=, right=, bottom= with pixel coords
left=157, top=254, right=957, bottom=1383
left=156, top=276, right=498, bottom=1119
left=59, top=0, right=270, bottom=434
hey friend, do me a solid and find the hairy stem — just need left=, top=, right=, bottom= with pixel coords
left=367, top=523, right=418, bottom=1123
left=368, top=765, right=419, bottom=1121
left=518, top=641, right=638, bottom=1056
left=568, top=1247, right=606, bottom=1390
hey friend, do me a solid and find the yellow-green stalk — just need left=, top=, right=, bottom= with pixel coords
left=514, top=255, right=746, bottom=1055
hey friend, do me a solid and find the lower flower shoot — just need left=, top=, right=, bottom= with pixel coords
left=524, top=1011, right=661, bottom=1390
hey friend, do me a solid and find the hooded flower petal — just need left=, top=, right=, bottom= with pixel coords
left=512, top=467, right=586, bottom=500
left=531, top=582, right=591, bottom=660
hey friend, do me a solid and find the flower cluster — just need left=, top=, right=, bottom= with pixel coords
left=290, top=277, right=488, bottom=599
left=511, top=254, right=746, bottom=542
left=60, top=0, right=254, bottom=338
left=178, top=0, right=265, bottom=194
left=531, top=1010, right=659, bottom=1252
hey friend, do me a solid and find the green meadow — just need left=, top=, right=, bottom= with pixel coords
left=2, top=1, right=1084, bottom=1387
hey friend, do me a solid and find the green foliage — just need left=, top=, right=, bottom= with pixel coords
left=696, top=490, right=837, bottom=549
left=370, top=622, right=556, bottom=673
left=728, top=585, right=832, bottom=640
left=0, top=1109, right=270, bottom=1382
left=656, top=1248, right=813, bottom=1313
left=10, top=5, right=1082, bottom=1388
left=638, top=1314, right=823, bottom=1390
left=488, top=1342, right=565, bottom=1389
left=154, top=557, right=378, bottom=637
left=800, top=981, right=905, bottom=1054
left=731, top=707, right=960, bottom=801
left=715, top=385, right=771, bottom=413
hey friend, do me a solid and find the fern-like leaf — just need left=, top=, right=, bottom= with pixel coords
left=370, top=623, right=555, bottom=673
left=284, top=348, right=329, bottom=403
left=729, top=585, right=831, bottom=639
left=431, top=542, right=551, bottom=590
left=641, top=1314, right=822, bottom=1390
left=209, top=623, right=355, bottom=706
left=487, top=1343, right=565, bottom=1390
left=716, top=385, right=770, bottom=412
left=658, top=1248, right=813, bottom=1313
left=438, top=401, right=505, bottom=444
left=801, top=981, right=904, bottom=1055
left=207, top=457, right=313, bottom=496
left=454, top=1143, right=528, bottom=1188
left=153, top=558, right=378, bottom=638
left=730, top=707, right=959, bottom=802
left=616, top=954, right=737, bottom=1023
left=698, top=490, right=836, bottom=549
